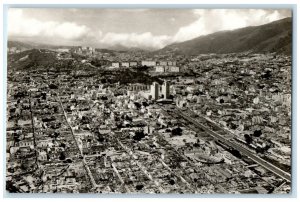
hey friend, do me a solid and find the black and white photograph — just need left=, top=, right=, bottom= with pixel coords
left=3, top=3, right=295, bottom=196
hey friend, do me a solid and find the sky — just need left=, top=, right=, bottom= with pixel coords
left=7, top=8, right=292, bottom=50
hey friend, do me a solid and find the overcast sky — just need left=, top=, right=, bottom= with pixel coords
left=8, top=8, right=292, bottom=49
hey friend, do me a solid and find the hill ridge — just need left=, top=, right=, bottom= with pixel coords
left=157, top=17, right=292, bottom=55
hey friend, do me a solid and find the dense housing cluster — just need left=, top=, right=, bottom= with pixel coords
left=6, top=48, right=291, bottom=194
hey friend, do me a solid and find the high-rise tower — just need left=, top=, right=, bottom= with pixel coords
left=162, top=80, right=170, bottom=99
left=150, top=82, right=159, bottom=100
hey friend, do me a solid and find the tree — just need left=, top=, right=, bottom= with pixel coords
left=134, top=102, right=141, bottom=109
left=59, top=152, right=66, bottom=161
left=49, top=83, right=58, bottom=89
left=171, top=127, right=183, bottom=137
left=231, top=149, right=242, bottom=158
left=60, top=142, right=66, bottom=149
left=244, top=134, right=253, bottom=144
left=253, top=130, right=262, bottom=137
left=50, top=131, right=60, bottom=140
left=169, top=179, right=175, bottom=185
left=13, top=133, right=20, bottom=145
left=135, top=185, right=144, bottom=190
left=133, top=131, right=146, bottom=141
left=142, top=102, right=149, bottom=107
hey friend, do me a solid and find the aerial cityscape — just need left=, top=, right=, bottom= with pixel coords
left=6, top=8, right=292, bottom=194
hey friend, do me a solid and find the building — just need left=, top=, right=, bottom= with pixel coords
left=157, top=61, right=176, bottom=66
left=176, top=97, right=187, bottom=108
left=150, top=82, right=159, bottom=100
left=155, top=66, right=165, bottom=72
left=38, top=151, right=47, bottom=161
left=111, top=62, right=120, bottom=68
left=155, top=65, right=180, bottom=73
left=144, top=125, right=154, bottom=135
left=128, top=81, right=172, bottom=101
left=8, top=47, right=17, bottom=53
left=19, top=139, right=34, bottom=148
left=169, top=66, right=180, bottom=72
left=129, top=61, right=138, bottom=67
left=8, top=47, right=27, bottom=54
left=121, top=62, right=130, bottom=68
left=159, top=61, right=168, bottom=66
left=142, top=61, right=156, bottom=67
left=73, top=46, right=95, bottom=55
left=162, top=80, right=170, bottom=99
left=167, top=61, right=176, bottom=66
left=83, top=46, right=95, bottom=54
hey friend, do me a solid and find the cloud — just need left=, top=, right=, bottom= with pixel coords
left=8, top=9, right=89, bottom=40
left=172, top=10, right=206, bottom=42
left=99, top=32, right=172, bottom=49
left=172, top=9, right=291, bottom=43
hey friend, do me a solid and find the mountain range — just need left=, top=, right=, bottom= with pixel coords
left=7, top=40, right=76, bottom=50
left=157, top=17, right=292, bottom=55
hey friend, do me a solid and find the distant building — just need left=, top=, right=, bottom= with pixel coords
left=142, top=61, right=156, bottom=67
left=167, top=61, right=176, bottom=66
left=8, top=47, right=28, bottom=54
left=8, top=47, right=17, bottom=53
left=169, top=66, right=180, bottom=72
left=157, top=61, right=176, bottom=66
left=73, top=46, right=95, bottom=55
left=155, top=64, right=180, bottom=73
left=82, top=46, right=95, bottom=53
left=121, top=62, right=130, bottom=68
left=158, top=61, right=167, bottom=66
left=111, top=62, right=120, bottom=68
left=129, top=61, right=138, bottom=67
left=155, top=66, right=164, bottom=72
